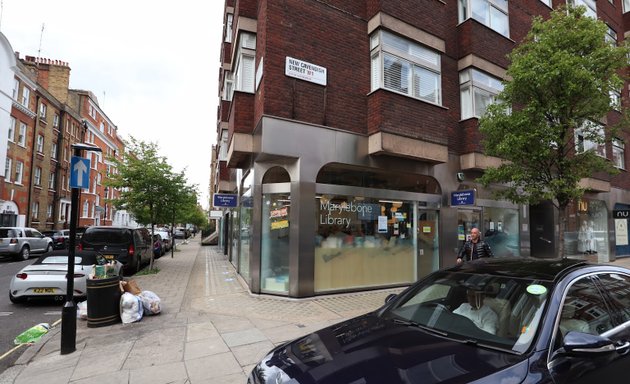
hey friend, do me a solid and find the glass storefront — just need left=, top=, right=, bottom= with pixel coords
left=261, top=193, right=291, bottom=293
left=238, top=172, right=253, bottom=281
left=564, top=198, right=609, bottom=261
left=314, top=194, right=416, bottom=292
left=483, top=207, right=520, bottom=257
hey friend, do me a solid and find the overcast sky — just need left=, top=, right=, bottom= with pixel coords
left=0, top=0, right=224, bottom=209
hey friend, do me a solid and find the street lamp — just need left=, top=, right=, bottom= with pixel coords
left=61, top=142, right=102, bottom=355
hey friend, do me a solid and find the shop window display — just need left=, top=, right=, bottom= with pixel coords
left=564, top=199, right=609, bottom=261
left=314, top=194, right=415, bottom=292
left=261, top=193, right=291, bottom=293
left=483, top=207, right=520, bottom=257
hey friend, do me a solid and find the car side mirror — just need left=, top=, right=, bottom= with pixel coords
left=562, top=331, right=616, bottom=356
left=385, top=293, right=398, bottom=304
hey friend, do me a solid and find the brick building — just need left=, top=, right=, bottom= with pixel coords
left=0, top=31, right=125, bottom=231
left=213, top=1, right=630, bottom=298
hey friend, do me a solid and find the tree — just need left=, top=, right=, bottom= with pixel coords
left=478, top=5, right=630, bottom=258
left=106, top=137, right=198, bottom=269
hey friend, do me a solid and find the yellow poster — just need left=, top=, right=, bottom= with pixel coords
left=271, top=220, right=289, bottom=230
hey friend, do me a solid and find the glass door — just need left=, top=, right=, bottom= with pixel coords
left=417, top=209, right=439, bottom=278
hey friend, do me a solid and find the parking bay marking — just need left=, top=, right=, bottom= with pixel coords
left=0, top=312, right=12, bottom=316
left=44, top=311, right=61, bottom=316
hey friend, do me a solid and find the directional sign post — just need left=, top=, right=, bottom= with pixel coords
left=61, top=142, right=101, bottom=355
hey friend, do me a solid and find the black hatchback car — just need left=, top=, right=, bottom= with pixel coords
left=249, top=258, right=630, bottom=384
left=78, top=226, right=152, bottom=275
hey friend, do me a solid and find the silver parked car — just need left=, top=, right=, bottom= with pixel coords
left=0, top=227, right=53, bottom=261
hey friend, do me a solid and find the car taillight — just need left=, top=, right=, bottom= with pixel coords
left=77, top=243, right=83, bottom=251
left=10, top=238, right=18, bottom=244
left=128, top=244, right=135, bottom=256
left=16, top=273, right=27, bottom=279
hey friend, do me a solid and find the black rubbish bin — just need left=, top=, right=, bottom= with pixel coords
left=86, top=275, right=122, bottom=328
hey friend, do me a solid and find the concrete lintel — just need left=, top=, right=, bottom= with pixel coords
left=579, top=178, right=611, bottom=192
left=367, top=12, right=445, bottom=53
left=459, top=152, right=503, bottom=170
left=368, top=132, right=448, bottom=163
left=226, top=132, right=253, bottom=168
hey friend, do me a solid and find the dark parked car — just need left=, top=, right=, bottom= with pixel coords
left=78, top=226, right=152, bottom=275
left=42, top=230, right=70, bottom=250
left=249, top=258, right=630, bottom=383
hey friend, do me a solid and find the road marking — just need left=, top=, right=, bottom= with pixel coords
left=0, top=312, right=13, bottom=316
left=44, top=311, right=61, bottom=316
left=0, top=344, right=27, bottom=361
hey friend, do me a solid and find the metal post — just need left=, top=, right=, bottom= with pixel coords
left=60, top=146, right=81, bottom=355
left=61, top=141, right=101, bottom=355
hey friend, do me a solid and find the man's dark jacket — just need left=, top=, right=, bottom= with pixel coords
left=457, top=239, right=494, bottom=261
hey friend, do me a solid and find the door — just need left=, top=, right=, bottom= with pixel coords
left=530, top=202, right=555, bottom=258
left=548, top=274, right=630, bottom=383
left=417, top=209, right=439, bottom=278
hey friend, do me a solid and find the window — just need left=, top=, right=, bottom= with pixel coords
left=225, top=13, right=233, bottom=43
left=613, top=138, right=625, bottom=169
left=39, top=103, right=47, bottom=119
left=14, top=161, right=23, bottom=184
left=569, top=0, right=596, bottom=18
left=606, top=25, right=617, bottom=46
left=575, top=121, right=606, bottom=157
left=597, top=273, right=630, bottom=325
left=234, top=32, right=256, bottom=93
left=222, top=72, right=234, bottom=101
left=82, top=201, right=89, bottom=217
left=51, top=143, right=58, bottom=159
left=47, top=204, right=53, bottom=220
left=8, top=117, right=15, bottom=142
left=5, top=158, right=12, bottom=182
left=625, top=0, right=630, bottom=13
left=610, top=90, right=621, bottom=110
left=34, top=167, right=42, bottom=186
left=53, top=114, right=60, bottom=129
left=32, top=202, right=39, bottom=219
left=49, top=172, right=56, bottom=190
left=12, top=79, right=18, bottom=99
left=21, top=87, right=30, bottom=107
left=18, top=123, right=26, bottom=146
left=62, top=175, right=66, bottom=191
left=540, top=0, right=552, bottom=6
left=99, top=122, right=104, bottom=132
left=370, top=30, right=441, bottom=104
left=460, top=68, right=504, bottom=119
left=36, top=135, right=44, bottom=153
left=458, top=0, right=509, bottom=37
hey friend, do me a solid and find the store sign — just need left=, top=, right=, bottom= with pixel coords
left=319, top=200, right=375, bottom=228
left=285, top=57, right=327, bottom=86
left=451, top=190, right=475, bottom=206
left=614, top=210, right=630, bottom=218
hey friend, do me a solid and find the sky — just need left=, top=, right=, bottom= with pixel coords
left=0, top=0, right=224, bottom=209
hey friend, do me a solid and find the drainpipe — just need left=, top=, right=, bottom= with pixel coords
left=26, top=95, right=41, bottom=227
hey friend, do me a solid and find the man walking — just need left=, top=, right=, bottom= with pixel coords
left=457, top=227, right=494, bottom=264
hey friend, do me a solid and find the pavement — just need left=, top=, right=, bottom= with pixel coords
left=0, top=237, right=403, bottom=384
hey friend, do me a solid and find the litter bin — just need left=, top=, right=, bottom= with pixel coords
left=86, top=275, right=122, bottom=328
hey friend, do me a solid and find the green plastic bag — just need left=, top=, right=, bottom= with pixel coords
left=14, top=323, right=50, bottom=345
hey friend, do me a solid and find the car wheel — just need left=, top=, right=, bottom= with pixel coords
left=136, top=257, right=142, bottom=274
left=9, top=292, right=26, bottom=304
left=46, top=243, right=53, bottom=253
left=17, top=246, right=30, bottom=261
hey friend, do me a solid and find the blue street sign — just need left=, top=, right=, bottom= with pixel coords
left=70, top=156, right=91, bottom=189
left=451, top=190, right=475, bottom=206
left=213, top=193, right=238, bottom=208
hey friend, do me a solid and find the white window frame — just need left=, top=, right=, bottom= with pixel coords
left=458, top=0, right=510, bottom=37
left=49, top=172, right=56, bottom=190
left=5, top=158, right=12, bottom=182
left=625, top=0, right=630, bottom=14
left=540, top=0, right=552, bottom=7
left=51, top=143, right=58, bottom=159
left=223, top=72, right=234, bottom=101
left=12, top=79, right=18, bottom=99
left=610, top=90, right=621, bottom=111
left=36, top=135, right=44, bottom=153
left=569, top=0, right=596, bottom=18
left=460, top=68, right=504, bottom=119
left=39, top=103, right=47, bottom=119
left=53, top=114, right=60, bottom=129
left=575, top=121, right=606, bottom=158
left=225, top=13, right=233, bottom=43
left=234, top=32, right=256, bottom=93
left=8, top=117, right=15, bottom=142
left=82, top=200, right=89, bottom=217
left=370, top=30, right=442, bottom=105
left=47, top=204, right=53, bottom=220
left=15, top=161, right=23, bottom=184
left=606, top=25, right=617, bottom=46
left=32, top=202, right=39, bottom=219
left=613, top=138, right=625, bottom=169
left=17, top=123, right=26, bottom=147
left=21, top=87, right=30, bottom=107
left=34, top=167, right=42, bottom=186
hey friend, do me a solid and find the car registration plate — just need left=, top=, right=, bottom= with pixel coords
left=103, top=254, right=115, bottom=261
left=33, top=288, right=55, bottom=294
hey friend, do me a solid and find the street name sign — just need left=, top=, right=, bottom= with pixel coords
left=70, top=156, right=91, bottom=189
left=213, top=193, right=238, bottom=208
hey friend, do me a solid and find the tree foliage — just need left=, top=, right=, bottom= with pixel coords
left=478, top=5, right=630, bottom=257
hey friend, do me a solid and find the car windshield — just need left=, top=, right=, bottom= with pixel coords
left=82, top=228, right=129, bottom=244
left=383, top=270, right=553, bottom=354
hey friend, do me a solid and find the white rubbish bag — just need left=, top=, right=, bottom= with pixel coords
left=120, top=292, right=143, bottom=323
left=138, top=290, right=161, bottom=315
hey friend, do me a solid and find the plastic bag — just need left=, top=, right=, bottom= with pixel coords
left=120, top=292, right=143, bottom=323
left=14, top=323, right=50, bottom=345
left=138, top=290, right=161, bottom=315
left=77, top=300, right=88, bottom=320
